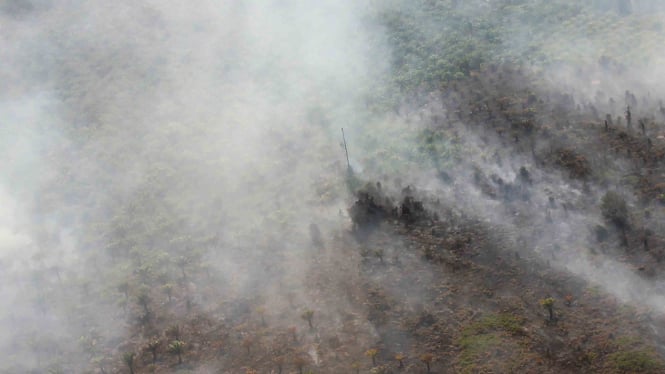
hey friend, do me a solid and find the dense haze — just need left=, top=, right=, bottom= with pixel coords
left=1, top=1, right=389, bottom=371
left=3, top=0, right=665, bottom=372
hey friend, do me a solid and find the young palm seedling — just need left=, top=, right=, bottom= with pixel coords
left=118, top=282, right=130, bottom=302
left=242, top=336, right=254, bottom=355
left=256, top=306, right=267, bottom=327
left=374, top=249, right=385, bottom=263
left=176, top=256, right=190, bottom=282
left=365, top=348, right=379, bottom=366
left=91, top=356, right=110, bottom=374
left=301, top=309, right=314, bottom=330
left=123, top=352, right=135, bottom=374
left=168, top=340, right=185, bottom=364
left=420, top=353, right=433, bottom=373
left=540, top=297, right=556, bottom=322
left=146, top=338, right=160, bottom=364
left=395, top=353, right=406, bottom=369
left=136, top=286, right=151, bottom=323
left=163, top=283, right=174, bottom=304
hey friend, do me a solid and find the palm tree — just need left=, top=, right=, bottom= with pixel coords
left=256, top=306, right=267, bottom=326
left=168, top=340, right=185, bottom=364
left=163, top=283, right=174, bottom=303
left=123, top=352, right=135, bottom=374
left=146, top=338, right=160, bottom=364
left=540, top=297, right=555, bottom=321
left=420, top=353, right=433, bottom=373
left=365, top=348, right=379, bottom=366
left=242, top=336, right=254, bottom=355
left=301, top=309, right=314, bottom=329
left=136, top=286, right=151, bottom=316
left=395, top=353, right=406, bottom=369
left=176, top=256, right=190, bottom=282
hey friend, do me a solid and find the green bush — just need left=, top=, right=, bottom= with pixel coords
left=601, top=191, right=629, bottom=229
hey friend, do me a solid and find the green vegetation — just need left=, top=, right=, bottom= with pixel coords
left=601, top=191, right=630, bottom=246
left=256, top=306, right=267, bottom=327
left=168, top=340, right=185, bottom=365
left=6, top=0, right=665, bottom=372
left=351, top=361, right=361, bottom=374
left=146, top=338, right=160, bottom=364
left=540, top=297, right=556, bottom=322
left=457, top=314, right=525, bottom=372
left=601, top=191, right=630, bottom=229
left=123, top=352, right=135, bottom=374
left=395, top=353, right=406, bottom=368
left=458, top=333, right=501, bottom=371
left=420, top=353, right=434, bottom=373
left=163, top=283, right=174, bottom=303
left=365, top=348, right=379, bottom=366
left=242, top=336, right=254, bottom=355
left=378, top=0, right=665, bottom=92
left=608, top=350, right=664, bottom=373
left=301, top=309, right=315, bottom=330
left=462, top=313, right=524, bottom=336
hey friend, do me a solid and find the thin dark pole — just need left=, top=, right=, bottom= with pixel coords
left=341, top=128, right=350, bottom=169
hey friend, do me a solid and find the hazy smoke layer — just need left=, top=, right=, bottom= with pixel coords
left=1, top=1, right=388, bottom=371
left=3, top=0, right=665, bottom=372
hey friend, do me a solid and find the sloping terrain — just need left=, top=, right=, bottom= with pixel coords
left=86, top=60, right=665, bottom=373
left=3, top=1, right=665, bottom=374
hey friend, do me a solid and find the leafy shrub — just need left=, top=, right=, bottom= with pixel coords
left=601, top=191, right=629, bottom=229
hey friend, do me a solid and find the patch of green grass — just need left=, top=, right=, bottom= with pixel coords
left=621, top=175, right=641, bottom=187
left=585, top=285, right=602, bottom=297
left=462, top=313, right=524, bottom=337
left=457, top=314, right=525, bottom=372
left=458, top=332, right=501, bottom=371
left=608, top=350, right=664, bottom=373
left=618, top=304, right=637, bottom=316
left=615, top=336, right=642, bottom=348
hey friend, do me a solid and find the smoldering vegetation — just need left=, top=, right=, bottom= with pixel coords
left=3, top=0, right=665, bottom=373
